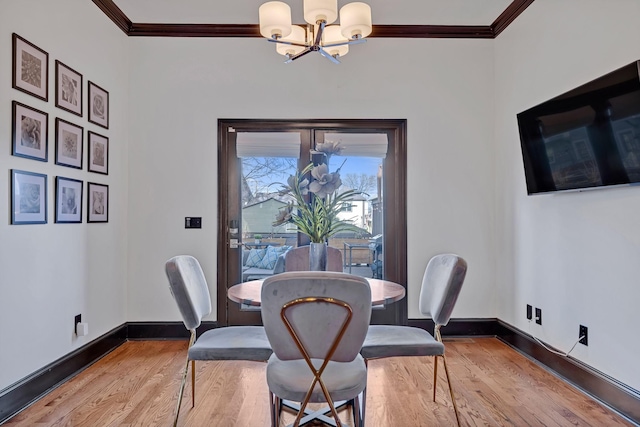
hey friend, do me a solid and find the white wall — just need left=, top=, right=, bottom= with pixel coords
left=5, top=0, right=639, bottom=400
left=126, top=37, right=496, bottom=322
left=494, top=0, right=640, bottom=390
left=0, top=0, right=129, bottom=390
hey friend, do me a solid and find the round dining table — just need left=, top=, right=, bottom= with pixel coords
left=228, top=277, right=406, bottom=307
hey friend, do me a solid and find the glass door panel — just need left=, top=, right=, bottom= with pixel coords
left=219, top=122, right=406, bottom=327
left=313, top=129, right=397, bottom=324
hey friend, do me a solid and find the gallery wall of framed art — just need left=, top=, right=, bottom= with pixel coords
left=8, top=32, right=112, bottom=225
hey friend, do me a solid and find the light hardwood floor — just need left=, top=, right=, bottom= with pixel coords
left=4, top=338, right=633, bottom=426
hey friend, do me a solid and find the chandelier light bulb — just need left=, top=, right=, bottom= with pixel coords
left=259, top=1, right=293, bottom=39
left=323, top=26, right=349, bottom=58
left=340, top=2, right=372, bottom=39
left=276, top=25, right=307, bottom=57
left=304, top=0, right=338, bottom=25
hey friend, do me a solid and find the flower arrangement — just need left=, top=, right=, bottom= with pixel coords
left=273, top=143, right=358, bottom=243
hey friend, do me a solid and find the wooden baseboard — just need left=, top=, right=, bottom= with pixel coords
left=126, top=321, right=217, bottom=340
left=0, top=324, right=126, bottom=424
left=408, top=317, right=499, bottom=336
left=2, top=319, right=638, bottom=425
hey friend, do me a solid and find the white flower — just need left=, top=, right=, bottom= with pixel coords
left=309, top=164, right=342, bottom=198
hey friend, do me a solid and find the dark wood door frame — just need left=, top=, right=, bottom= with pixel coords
left=217, top=119, right=408, bottom=326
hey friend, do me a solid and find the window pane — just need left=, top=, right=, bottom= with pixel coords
left=239, top=152, right=384, bottom=281
left=327, top=153, right=384, bottom=279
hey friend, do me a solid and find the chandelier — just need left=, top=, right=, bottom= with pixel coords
left=258, top=0, right=372, bottom=64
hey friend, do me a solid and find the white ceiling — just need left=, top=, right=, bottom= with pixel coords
left=112, top=0, right=514, bottom=26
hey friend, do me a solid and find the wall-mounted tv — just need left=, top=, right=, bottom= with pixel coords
left=517, top=60, right=640, bottom=194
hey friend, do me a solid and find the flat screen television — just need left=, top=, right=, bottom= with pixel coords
left=517, top=60, right=640, bottom=194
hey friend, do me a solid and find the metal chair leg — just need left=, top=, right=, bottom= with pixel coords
left=269, top=391, right=283, bottom=427
left=441, top=354, right=461, bottom=427
left=362, top=359, right=368, bottom=425
left=353, top=390, right=365, bottom=427
left=275, top=394, right=282, bottom=427
left=269, top=391, right=276, bottom=427
left=173, top=331, right=196, bottom=427
left=191, top=360, right=196, bottom=408
left=433, top=356, right=439, bottom=402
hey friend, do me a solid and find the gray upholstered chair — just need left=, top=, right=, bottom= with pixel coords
left=360, top=253, right=468, bottom=427
left=261, top=271, right=372, bottom=427
left=284, top=245, right=343, bottom=272
left=165, top=255, right=273, bottom=427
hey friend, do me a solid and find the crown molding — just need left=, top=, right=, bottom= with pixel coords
left=492, top=0, right=536, bottom=36
left=92, top=0, right=131, bottom=34
left=129, top=23, right=260, bottom=37
left=93, top=0, right=535, bottom=39
left=371, top=25, right=494, bottom=39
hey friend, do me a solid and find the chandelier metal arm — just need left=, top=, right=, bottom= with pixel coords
left=288, top=48, right=312, bottom=62
left=314, top=20, right=326, bottom=47
left=268, top=38, right=309, bottom=48
left=318, top=47, right=340, bottom=64
left=322, top=38, right=366, bottom=48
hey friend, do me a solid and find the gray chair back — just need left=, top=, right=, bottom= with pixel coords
left=284, top=246, right=343, bottom=272
left=261, top=271, right=371, bottom=362
left=418, top=254, right=467, bottom=326
left=165, top=255, right=212, bottom=330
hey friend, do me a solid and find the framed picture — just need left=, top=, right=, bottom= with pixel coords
left=12, top=101, right=49, bottom=162
left=88, top=131, right=108, bottom=174
left=12, top=33, right=48, bottom=101
left=55, top=176, right=83, bottom=223
left=88, top=81, right=109, bottom=129
left=87, top=182, right=108, bottom=223
left=55, top=118, right=83, bottom=169
left=55, top=60, right=82, bottom=116
left=11, top=169, right=48, bottom=225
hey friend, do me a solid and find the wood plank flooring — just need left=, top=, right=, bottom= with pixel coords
left=4, top=338, right=633, bottom=426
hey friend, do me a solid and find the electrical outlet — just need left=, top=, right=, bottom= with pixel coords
left=185, top=217, right=202, bottom=229
left=579, top=325, right=588, bottom=346
left=535, top=307, right=542, bottom=325
left=74, top=314, right=81, bottom=334
left=526, top=304, right=532, bottom=320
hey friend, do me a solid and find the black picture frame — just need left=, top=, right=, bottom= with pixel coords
left=12, top=100, right=49, bottom=162
left=55, top=176, right=83, bottom=223
left=88, top=131, right=108, bottom=174
left=55, top=118, right=83, bottom=169
left=55, top=60, right=82, bottom=116
left=12, top=33, right=49, bottom=102
left=87, top=182, right=108, bottom=223
left=11, top=169, right=48, bottom=225
left=88, top=81, right=109, bottom=129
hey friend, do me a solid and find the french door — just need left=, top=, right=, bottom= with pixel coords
left=217, top=119, right=407, bottom=327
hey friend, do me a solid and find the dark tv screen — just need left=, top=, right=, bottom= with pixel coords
left=517, top=61, right=640, bottom=194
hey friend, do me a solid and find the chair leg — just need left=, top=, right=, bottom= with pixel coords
left=441, top=354, right=461, bottom=427
left=432, top=356, right=439, bottom=402
left=173, top=331, right=196, bottom=427
left=276, top=395, right=282, bottom=427
left=361, top=359, right=368, bottom=427
left=272, top=393, right=282, bottom=427
left=353, top=390, right=365, bottom=427
left=269, top=391, right=276, bottom=427
left=191, top=360, right=196, bottom=408
left=269, top=391, right=283, bottom=427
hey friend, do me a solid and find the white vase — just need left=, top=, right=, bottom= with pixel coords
left=309, top=242, right=327, bottom=271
